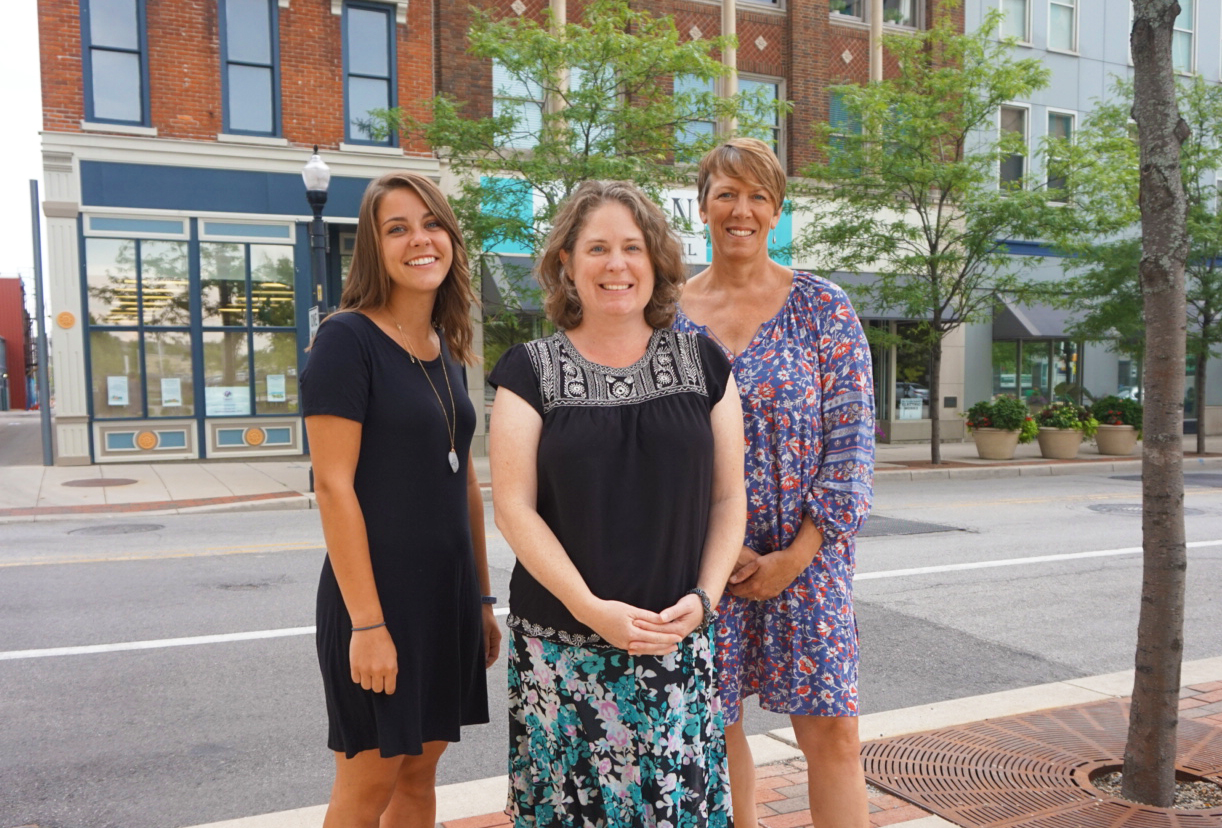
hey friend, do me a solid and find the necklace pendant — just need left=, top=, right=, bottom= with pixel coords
left=448, top=450, right=459, bottom=474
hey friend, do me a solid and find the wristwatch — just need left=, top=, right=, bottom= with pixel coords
left=480, top=595, right=498, bottom=605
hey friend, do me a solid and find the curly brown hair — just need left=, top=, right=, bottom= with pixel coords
left=331, top=171, right=478, bottom=365
left=537, top=180, right=686, bottom=331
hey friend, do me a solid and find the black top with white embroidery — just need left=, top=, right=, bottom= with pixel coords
left=487, top=329, right=732, bottom=648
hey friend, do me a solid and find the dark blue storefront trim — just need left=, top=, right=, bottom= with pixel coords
left=79, top=161, right=368, bottom=218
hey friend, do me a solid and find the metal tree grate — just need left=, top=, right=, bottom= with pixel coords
left=861, top=700, right=1222, bottom=827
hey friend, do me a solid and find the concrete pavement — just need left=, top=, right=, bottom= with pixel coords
left=3, top=434, right=1222, bottom=523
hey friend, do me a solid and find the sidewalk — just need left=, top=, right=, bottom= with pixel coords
left=181, top=656, right=1222, bottom=828
left=3, top=435, right=1222, bottom=523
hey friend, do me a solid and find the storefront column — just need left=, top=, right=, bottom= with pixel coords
left=42, top=149, right=91, bottom=465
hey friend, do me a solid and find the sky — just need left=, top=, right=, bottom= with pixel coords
left=1, top=2, right=48, bottom=313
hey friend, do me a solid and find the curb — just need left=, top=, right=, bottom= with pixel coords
left=9, top=455, right=1220, bottom=520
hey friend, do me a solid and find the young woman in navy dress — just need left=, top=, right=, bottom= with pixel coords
left=302, top=171, right=500, bottom=828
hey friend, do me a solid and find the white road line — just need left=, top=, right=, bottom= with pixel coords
left=0, top=608, right=512, bottom=662
left=9, top=541, right=1222, bottom=662
left=856, top=539, right=1222, bottom=581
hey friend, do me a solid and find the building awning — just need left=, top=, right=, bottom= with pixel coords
left=993, top=298, right=1073, bottom=339
left=480, top=255, right=543, bottom=314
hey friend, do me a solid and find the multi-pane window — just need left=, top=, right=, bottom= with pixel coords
left=740, top=77, right=783, bottom=161
left=1173, top=0, right=1194, bottom=73
left=82, top=0, right=147, bottom=124
left=883, top=0, right=916, bottom=27
left=201, top=242, right=298, bottom=416
left=830, top=0, right=864, bottom=19
left=1001, top=0, right=1030, bottom=42
left=1048, top=0, right=1076, bottom=52
left=1046, top=111, right=1074, bottom=197
left=344, top=1, right=395, bottom=145
left=999, top=105, right=1027, bottom=190
left=221, top=0, right=278, bottom=135
left=830, top=0, right=915, bottom=26
left=493, top=58, right=544, bottom=150
left=674, top=75, right=716, bottom=157
left=829, top=90, right=862, bottom=165
left=85, top=236, right=193, bottom=418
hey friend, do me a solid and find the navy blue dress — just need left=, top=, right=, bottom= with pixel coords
left=301, top=311, right=488, bottom=758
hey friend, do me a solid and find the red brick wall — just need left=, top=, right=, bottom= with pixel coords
left=38, top=0, right=435, bottom=151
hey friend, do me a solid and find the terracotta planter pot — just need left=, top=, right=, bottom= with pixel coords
left=1037, top=427, right=1083, bottom=460
left=971, top=427, right=1020, bottom=460
left=1096, top=424, right=1139, bottom=456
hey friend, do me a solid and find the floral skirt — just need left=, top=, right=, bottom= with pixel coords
left=506, top=629, right=732, bottom=828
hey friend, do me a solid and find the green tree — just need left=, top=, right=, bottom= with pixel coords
left=1044, top=75, right=1222, bottom=454
left=798, top=3, right=1057, bottom=463
left=369, top=0, right=784, bottom=295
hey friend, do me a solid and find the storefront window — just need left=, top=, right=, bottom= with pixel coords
left=85, top=238, right=136, bottom=325
left=993, top=341, right=1018, bottom=397
left=90, top=329, right=143, bottom=418
left=201, top=243, right=249, bottom=326
left=894, top=322, right=932, bottom=420
left=250, top=244, right=295, bottom=327
left=139, top=240, right=190, bottom=326
left=1020, top=340, right=1052, bottom=404
left=253, top=331, right=299, bottom=414
left=144, top=330, right=194, bottom=416
left=203, top=330, right=251, bottom=416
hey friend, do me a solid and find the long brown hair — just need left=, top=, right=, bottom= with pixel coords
left=537, top=180, right=686, bottom=331
left=335, top=171, right=478, bottom=365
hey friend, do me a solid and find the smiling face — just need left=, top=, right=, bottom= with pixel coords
left=376, top=186, right=454, bottom=299
left=559, top=201, right=655, bottom=325
left=700, top=172, right=782, bottom=265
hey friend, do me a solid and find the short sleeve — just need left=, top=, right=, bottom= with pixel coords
left=300, top=314, right=371, bottom=423
left=695, top=333, right=732, bottom=407
left=487, top=343, right=544, bottom=417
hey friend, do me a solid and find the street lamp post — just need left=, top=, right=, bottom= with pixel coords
left=302, top=145, right=332, bottom=331
left=302, top=147, right=331, bottom=491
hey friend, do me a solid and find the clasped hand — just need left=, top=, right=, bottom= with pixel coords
left=582, top=594, right=704, bottom=656
left=726, top=545, right=807, bottom=601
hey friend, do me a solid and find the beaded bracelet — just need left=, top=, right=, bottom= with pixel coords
left=351, top=621, right=387, bottom=632
left=686, top=587, right=715, bottom=630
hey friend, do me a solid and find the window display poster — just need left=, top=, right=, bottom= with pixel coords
left=161, top=378, right=183, bottom=407
left=107, top=376, right=129, bottom=407
left=898, top=397, right=923, bottom=420
left=266, top=374, right=286, bottom=403
left=205, top=386, right=252, bottom=416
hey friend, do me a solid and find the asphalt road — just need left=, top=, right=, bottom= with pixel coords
left=2, top=469, right=1221, bottom=828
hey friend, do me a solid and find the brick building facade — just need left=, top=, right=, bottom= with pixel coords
left=38, top=0, right=961, bottom=464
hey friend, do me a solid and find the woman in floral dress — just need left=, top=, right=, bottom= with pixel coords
left=674, top=138, right=875, bottom=828
left=489, top=180, right=747, bottom=826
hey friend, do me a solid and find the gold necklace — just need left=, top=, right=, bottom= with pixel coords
left=390, top=315, right=459, bottom=474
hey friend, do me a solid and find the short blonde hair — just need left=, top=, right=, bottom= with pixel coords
left=537, top=180, right=686, bottom=331
left=697, top=137, right=787, bottom=211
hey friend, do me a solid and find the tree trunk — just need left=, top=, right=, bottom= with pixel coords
left=929, top=336, right=942, bottom=465
left=1195, top=338, right=1207, bottom=455
left=1123, top=0, right=1191, bottom=808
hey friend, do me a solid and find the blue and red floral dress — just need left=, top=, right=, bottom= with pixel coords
left=674, top=271, right=875, bottom=722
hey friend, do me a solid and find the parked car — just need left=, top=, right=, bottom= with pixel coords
left=897, top=382, right=929, bottom=400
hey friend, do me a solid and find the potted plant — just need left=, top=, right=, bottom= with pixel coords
left=1034, top=400, right=1098, bottom=460
left=963, top=395, right=1038, bottom=460
left=1091, top=395, right=1142, bottom=456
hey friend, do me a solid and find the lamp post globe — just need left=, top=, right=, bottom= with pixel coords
left=302, top=145, right=331, bottom=317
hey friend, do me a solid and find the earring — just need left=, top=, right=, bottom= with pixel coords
left=703, top=226, right=709, bottom=242
left=770, top=231, right=777, bottom=246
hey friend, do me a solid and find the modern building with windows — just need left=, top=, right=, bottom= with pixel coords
left=962, top=0, right=1222, bottom=431
left=39, top=0, right=969, bottom=464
